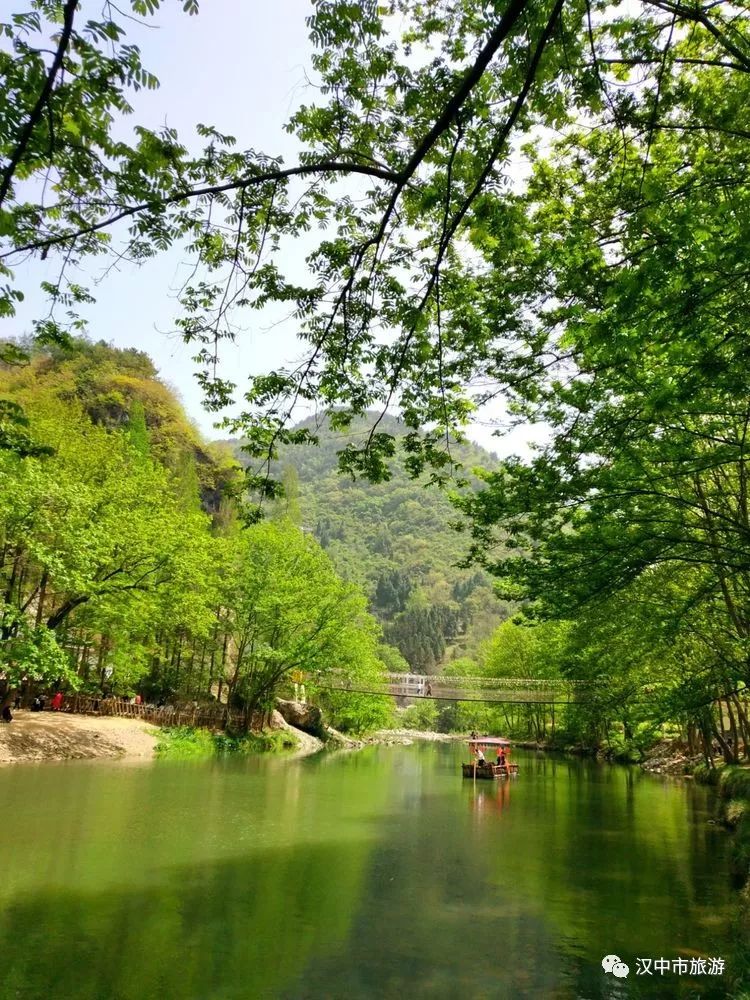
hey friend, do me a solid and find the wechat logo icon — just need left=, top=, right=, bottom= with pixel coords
left=602, top=955, right=630, bottom=979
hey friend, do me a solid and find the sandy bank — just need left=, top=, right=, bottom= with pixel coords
left=0, top=711, right=159, bottom=764
left=0, top=710, right=325, bottom=765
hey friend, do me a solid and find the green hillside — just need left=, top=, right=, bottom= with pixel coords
left=228, top=415, right=511, bottom=672
left=1, top=338, right=240, bottom=527
left=0, top=338, right=392, bottom=733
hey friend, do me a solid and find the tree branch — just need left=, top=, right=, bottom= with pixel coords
left=2, top=159, right=399, bottom=260
left=644, top=0, right=750, bottom=71
left=0, top=0, right=77, bottom=211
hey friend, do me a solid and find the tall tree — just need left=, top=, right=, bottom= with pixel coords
left=221, top=520, right=385, bottom=727
left=449, top=45, right=750, bottom=754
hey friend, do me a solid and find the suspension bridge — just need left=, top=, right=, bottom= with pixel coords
left=318, top=672, right=599, bottom=705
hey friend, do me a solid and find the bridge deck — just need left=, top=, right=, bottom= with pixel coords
left=320, top=672, right=596, bottom=705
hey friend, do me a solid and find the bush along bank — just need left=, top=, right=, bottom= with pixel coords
left=155, top=726, right=297, bottom=759
left=692, top=765, right=750, bottom=997
left=698, top=767, right=750, bottom=879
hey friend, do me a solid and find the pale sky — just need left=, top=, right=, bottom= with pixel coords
left=9, top=0, right=544, bottom=457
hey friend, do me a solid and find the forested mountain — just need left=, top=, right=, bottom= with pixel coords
left=1, top=338, right=239, bottom=525
left=227, top=415, right=511, bottom=672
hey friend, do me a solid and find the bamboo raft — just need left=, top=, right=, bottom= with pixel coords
left=462, top=761, right=519, bottom=780
left=463, top=737, right=519, bottom=780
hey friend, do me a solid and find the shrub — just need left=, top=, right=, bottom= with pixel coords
left=693, top=762, right=720, bottom=785
left=399, top=700, right=439, bottom=731
left=322, top=691, right=394, bottom=734
left=215, top=729, right=297, bottom=754
left=720, top=767, right=750, bottom=800
left=731, top=813, right=750, bottom=883
left=155, top=726, right=297, bottom=759
left=725, top=800, right=750, bottom=829
left=155, top=726, right=215, bottom=759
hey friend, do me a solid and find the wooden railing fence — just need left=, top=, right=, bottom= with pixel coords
left=59, top=694, right=245, bottom=730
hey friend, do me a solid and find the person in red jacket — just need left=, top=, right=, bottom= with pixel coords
left=51, top=691, right=64, bottom=711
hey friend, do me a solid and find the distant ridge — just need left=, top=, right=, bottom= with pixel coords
left=226, top=413, right=511, bottom=671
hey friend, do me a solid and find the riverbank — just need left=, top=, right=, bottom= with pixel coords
left=641, top=738, right=705, bottom=775
left=0, top=709, right=323, bottom=764
left=0, top=710, right=159, bottom=764
left=0, top=713, right=446, bottom=766
left=474, top=734, right=704, bottom=773
left=0, top=715, right=695, bottom=769
left=367, top=728, right=465, bottom=745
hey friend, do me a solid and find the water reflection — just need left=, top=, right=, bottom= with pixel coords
left=468, top=776, right=512, bottom=819
left=0, top=744, right=737, bottom=1000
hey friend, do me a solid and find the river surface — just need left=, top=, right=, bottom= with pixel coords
left=0, top=744, right=738, bottom=999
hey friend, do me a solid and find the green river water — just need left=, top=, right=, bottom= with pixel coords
left=0, top=744, right=739, bottom=1000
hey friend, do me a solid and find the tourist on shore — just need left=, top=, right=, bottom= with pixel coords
left=51, top=691, right=64, bottom=711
